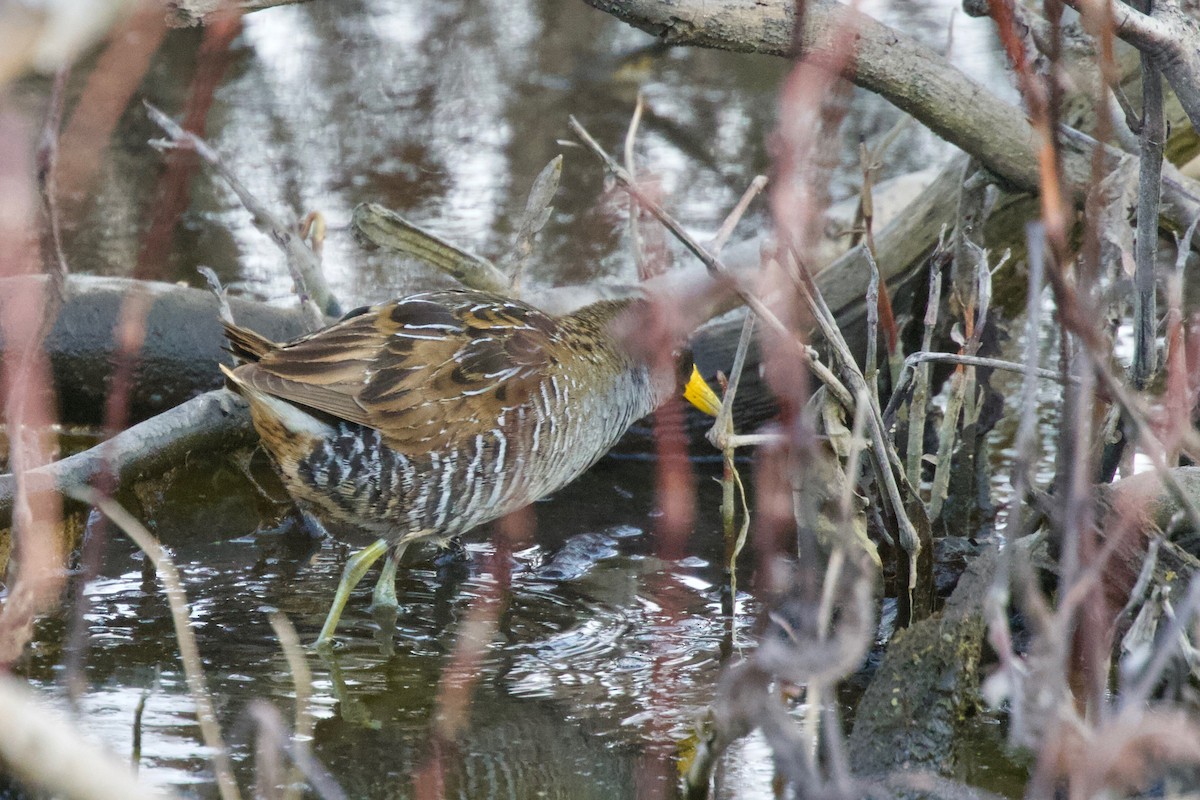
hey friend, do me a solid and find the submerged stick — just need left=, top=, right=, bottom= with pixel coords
left=70, top=488, right=241, bottom=800
left=0, top=390, right=255, bottom=528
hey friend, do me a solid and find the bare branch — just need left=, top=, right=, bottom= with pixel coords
left=351, top=202, right=509, bottom=293
left=1132, top=15, right=1164, bottom=389
left=144, top=102, right=337, bottom=326
left=580, top=0, right=1200, bottom=233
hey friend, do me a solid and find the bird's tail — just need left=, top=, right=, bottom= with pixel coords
left=223, top=321, right=278, bottom=363
left=218, top=362, right=250, bottom=396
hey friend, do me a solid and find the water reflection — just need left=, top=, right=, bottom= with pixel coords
left=58, top=0, right=1010, bottom=310
left=24, top=451, right=747, bottom=797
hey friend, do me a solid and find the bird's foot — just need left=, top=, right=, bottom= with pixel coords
left=296, top=510, right=331, bottom=540
left=433, top=538, right=469, bottom=571
left=367, top=548, right=401, bottom=613
left=312, top=538, right=390, bottom=649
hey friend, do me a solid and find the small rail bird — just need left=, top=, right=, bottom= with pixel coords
left=221, top=288, right=721, bottom=647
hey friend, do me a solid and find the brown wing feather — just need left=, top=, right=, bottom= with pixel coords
left=235, top=290, right=561, bottom=452
left=223, top=321, right=279, bottom=363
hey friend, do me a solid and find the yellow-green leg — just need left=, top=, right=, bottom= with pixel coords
left=370, top=541, right=408, bottom=612
left=314, top=538, right=390, bottom=649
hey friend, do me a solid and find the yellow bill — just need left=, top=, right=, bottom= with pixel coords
left=683, top=365, right=723, bottom=417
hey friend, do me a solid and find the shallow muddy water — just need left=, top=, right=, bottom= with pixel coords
left=24, top=452, right=768, bottom=797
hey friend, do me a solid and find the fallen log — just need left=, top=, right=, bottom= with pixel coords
left=0, top=390, right=255, bottom=529
left=0, top=276, right=314, bottom=426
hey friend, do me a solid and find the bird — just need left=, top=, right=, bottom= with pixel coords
left=219, top=288, right=722, bottom=647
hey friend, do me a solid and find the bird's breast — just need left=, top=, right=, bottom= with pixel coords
left=284, top=360, right=659, bottom=542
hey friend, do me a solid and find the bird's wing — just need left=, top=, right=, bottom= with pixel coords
left=236, top=291, right=560, bottom=451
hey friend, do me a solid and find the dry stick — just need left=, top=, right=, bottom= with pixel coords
left=857, top=133, right=904, bottom=388
left=270, top=613, right=313, bottom=800
left=251, top=704, right=284, bottom=800
left=703, top=178, right=768, bottom=618
left=905, top=262, right=943, bottom=488
left=502, top=155, right=563, bottom=294
left=804, top=545, right=847, bottom=770
left=0, top=389, right=256, bottom=528
left=624, top=93, right=647, bottom=279
left=929, top=367, right=970, bottom=521
left=568, top=116, right=795, bottom=342
left=713, top=313, right=756, bottom=618
left=889, top=352, right=1071, bottom=427
left=68, top=487, right=242, bottom=800
left=143, top=102, right=336, bottom=327
left=264, top=616, right=344, bottom=800
left=708, top=315, right=757, bottom=452
left=350, top=203, right=509, bottom=293
left=864, top=251, right=880, bottom=409
left=36, top=63, right=70, bottom=308
left=838, top=389, right=872, bottom=530
left=1132, top=14, right=1163, bottom=391
left=789, top=256, right=924, bottom=599
left=711, top=176, right=768, bottom=254
left=1160, top=261, right=1187, bottom=467
left=1174, top=215, right=1200, bottom=283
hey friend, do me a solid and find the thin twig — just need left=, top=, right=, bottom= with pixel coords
left=144, top=102, right=337, bottom=326
left=708, top=313, right=757, bottom=451
left=787, top=253, right=926, bottom=609
left=906, top=261, right=943, bottom=486
left=36, top=63, right=70, bottom=308
left=885, top=351, right=1075, bottom=428
left=502, top=155, right=563, bottom=293
left=725, top=431, right=786, bottom=448
left=568, top=115, right=795, bottom=342
left=1001, top=222, right=1047, bottom=540
left=270, top=613, right=313, bottom=800
left=710, top=176, right=768, bottom=254
left=840, top=389, right=872, bottom=525
left=625, top=94, right=646, bottom=279
left=705, top=310, right=758, bottom=619
left=1132, top=15, right=1164, bottom=390
left=68, top=488, right=242, bottom=800
left=864, top=251, right=880, bottom=406
left=929, top=365, right=968, bottom=521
